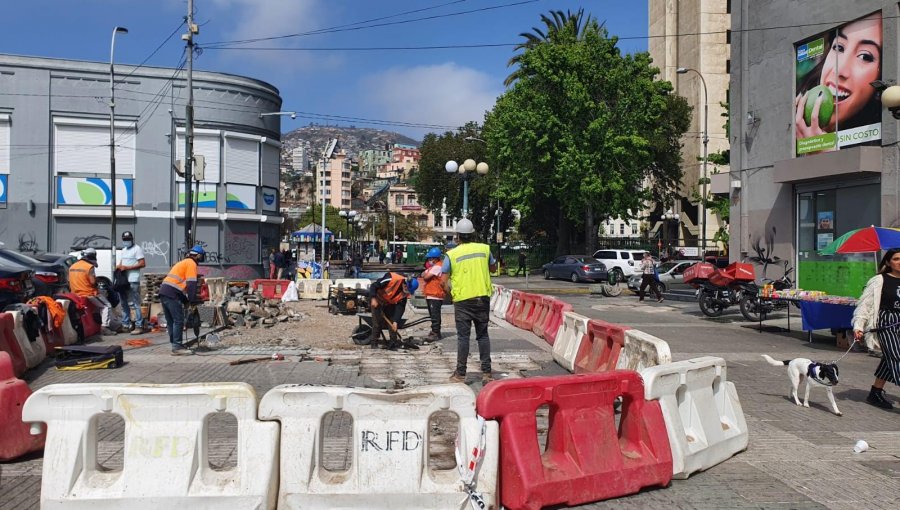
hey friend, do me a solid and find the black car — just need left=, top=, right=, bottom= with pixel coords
left=0, top=260, right=34, bottom=310
left=0, top=248, right=69, bottom=296
left=542, top=255, right=609, bottom=283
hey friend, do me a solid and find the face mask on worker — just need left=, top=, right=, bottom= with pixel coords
left=123, top=240, right=133, bottom=248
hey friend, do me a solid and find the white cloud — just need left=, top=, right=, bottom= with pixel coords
left=360, top=63, right=501, bottom=136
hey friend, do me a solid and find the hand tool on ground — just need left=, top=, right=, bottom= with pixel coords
left=229, top=353, right=285, bottom=365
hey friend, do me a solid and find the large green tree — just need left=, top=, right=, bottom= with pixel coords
left=485, top=14, right=689, bottom=254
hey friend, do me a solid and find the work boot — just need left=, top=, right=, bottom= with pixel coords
left=171, top=347, right=194, bottom=356
left=866, top=386, right=894, bottom=409
left=449, top=372, right=466, bottom=383
left=423, top=332, right=440, bottom=344
left=101, top=327, right=118, bottom=336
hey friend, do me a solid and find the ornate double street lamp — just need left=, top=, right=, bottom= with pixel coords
left=661, top=208, right=680, bottom=259
left=339, top=209, right=356, bottom=256
left=445, top=158, right=489, bottom=218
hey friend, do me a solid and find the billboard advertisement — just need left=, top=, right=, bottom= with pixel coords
left=794, top=12, right=882, bottom=156
left=56, top=177, right=133, bottom=206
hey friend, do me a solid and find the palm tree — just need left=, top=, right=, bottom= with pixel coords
left=504, top=8, right=596, bottom=87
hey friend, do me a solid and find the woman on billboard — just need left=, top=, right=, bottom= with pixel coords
left=794, top=12, right=882, bottom=153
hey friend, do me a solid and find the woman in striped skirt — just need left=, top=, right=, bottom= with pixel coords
left=852, top=248, right=900, bottom=409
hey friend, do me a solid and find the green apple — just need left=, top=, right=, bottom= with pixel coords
left=803, top=85, right=835, bottom=128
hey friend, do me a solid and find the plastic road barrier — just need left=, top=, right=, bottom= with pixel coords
left=57, top=292, right=101, bottom=340
left=0, top=351, right=45, bottom=460
left=615, top=329, right=672, bottom=372
left=642, top=356, right=749, bottom=479
left=529, top=297, right=552, bottom=338
left=55, top=299, right=81, bottom=345
left=331, top=278, right=372, bottom=292
left=511, top=293, right=540, bottom=330
left=8, top=310, right=47, bottom=369
left=0, top=312, right=27, bottom=377
left=493, top=288, right=512, bottom=319
left=551, top=312, right=590, bottom=372
left=22, top=383, right=279, bottom=509
left=533, top=298, right=572, bottom=346
left=574, top=320, right=629, bottom=374
left=251, top=279, right=293, bottom=299
left=297, top=279, right=330, bottom=300
left=204, top=277, right=227, bottom=304
left=258, top=384, right=499, bottom=509
left=477, top=372, right=672, bottom=509
left=504, top=290, right=523, bottom=324
left=490, top=284, right=503, bottom=310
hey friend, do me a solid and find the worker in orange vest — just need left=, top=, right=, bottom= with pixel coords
left=421, top=247, right=446, bottom=343
left=368, top=272, right=414, bottom=350
left=68, top=248, right=117, bottom=335
left=158, top=244, right=205, bottom=355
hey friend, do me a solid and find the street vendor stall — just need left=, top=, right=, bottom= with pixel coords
left=758, top=287, right=857, bottom=341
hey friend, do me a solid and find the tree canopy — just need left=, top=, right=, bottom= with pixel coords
left=484, top=14, right=690, bottom=254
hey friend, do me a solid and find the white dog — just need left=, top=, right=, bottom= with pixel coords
left=762, top=354, right=842, bottom=416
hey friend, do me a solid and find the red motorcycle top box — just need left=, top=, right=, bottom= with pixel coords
left=721, top=262, right=756, bottom=282
left=682, top=262, right=717, bottom=284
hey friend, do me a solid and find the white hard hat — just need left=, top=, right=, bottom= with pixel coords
left=455, top=218, right=475, bottom=234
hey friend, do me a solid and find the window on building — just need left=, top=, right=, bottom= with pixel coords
left=174, top=128, right=220, bottom=183
left=619, top=224, right=625, bottom=235
left=396, top=195, right=404, bottom=206
left=407, top=194, right=416, bottom=205
left=54, top=117, right=137, bottom=176
left=224, top=133, right=259, bottom=185
left=630, top=223, right=638, bottom=235
left=0, top=114, right=8, bottom=206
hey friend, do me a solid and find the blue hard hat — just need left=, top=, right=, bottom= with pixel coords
left=407, top=277, right=419, bottom=294
left=189, top=244, right=206, bottom=256
left=426, top=247, right=442, bottom=259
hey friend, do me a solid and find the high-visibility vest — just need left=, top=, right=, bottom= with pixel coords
left=423, top=261, right=445, bottom=299
left=377, top=272, right=407, bottom=305
left=447, top=242, right=492, bottom=302
left=68, top=259, right=98, bottom=297
left=161, top=258, right=198, bottom=297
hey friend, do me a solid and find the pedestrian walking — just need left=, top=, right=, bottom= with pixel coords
left=852, top=248, right=900, bottom=409
left=378, top=249, right=385, bottom=265
left=159, top=244, right=205, bottom=355
left=515, top=249, right=527, bottom=277
left=116, top=231, right=146, bottom=334
left=274, top=249, right=285, bottom=279
left=421, top=247, right=445, bottom=343
left=444, top=219, right=497, bottom=384
left=268, top=248, right=277, bottom=279
left=638, top=252, right=663, bottom=303
left=368, top=271, right=411, bottom=350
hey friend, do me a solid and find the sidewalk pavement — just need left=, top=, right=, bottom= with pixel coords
left=2, top=293, right=899, bottom=509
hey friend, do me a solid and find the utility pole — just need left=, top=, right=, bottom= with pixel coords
left=183, top=0, right=196, bottom=252
left=109, top=26, right=127, bottom=279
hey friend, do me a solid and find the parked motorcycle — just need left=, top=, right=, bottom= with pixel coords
left=738, top=263, right=795, bottom=321
left=684, top=261, right=757, bottom=318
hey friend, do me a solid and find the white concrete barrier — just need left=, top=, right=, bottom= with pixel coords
left=492, top=288, right=512, bottom=319
left=615, top=329, right=672, bottom=372
left=642, top=356, right=749, bottom=479
left=258, top=384, right=498, bottom=509
left=205, top=277, right=227, bottom=304
left=22, top=383, right=279, bottom=509
left=551, top=311, right=590, bottom=372
left=9, top=310, right=47, bottom=369
left=490, top=284, right=503, bottom=310
left=331, top=278, right=372, bottom=292
left=298, top=279, right=330, bottom=300
left=54, top=299, right=80, bottom=345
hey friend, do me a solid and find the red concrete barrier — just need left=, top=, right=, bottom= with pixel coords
left=505, top=290, right=523, bottom=324
left=0, top=351, right=45, bottom=460
left=477, top=371, right=672, bottom=509
left=574, top=320, right=629, bottom=374
left=251, top=279, right=293, bottom=299
left=542, top=299, right=573, bottom=345
left=0, top=313, right=26, bottom=377
left=512, top=293, right=539, bottom=330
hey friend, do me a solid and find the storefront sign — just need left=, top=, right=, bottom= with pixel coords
left=794, top=12, right=882, bottom=156
left=56, top=177, right=133, bottom=206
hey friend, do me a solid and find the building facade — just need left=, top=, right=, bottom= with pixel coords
left=648, top=0, right=730, bottom=250
left=0, top=54, right=283, bottom=276
left=291, top=144, right=311, bottom=173
left=730, top=1, right=894, bottom=296
left=316, top=149, right=352, bottom=209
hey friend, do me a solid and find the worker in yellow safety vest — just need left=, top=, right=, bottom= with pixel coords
left=442, top=218, right=497, bottom=384
left=158, top=244, right=205, bottom=355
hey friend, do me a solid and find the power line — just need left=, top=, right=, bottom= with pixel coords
left=203, top=0, right=469, bottom=47
left=116, top=20, right=186, bottom=84
left=202, top=0, right=539, bottom=49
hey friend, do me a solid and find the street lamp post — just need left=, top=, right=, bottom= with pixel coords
left=109, top=26, right=128, bottom=278
left=445, top=159, right=489, bottom=218
left=677, top=67, right=709, bottom=258
left=662, top=209, right=677, bottom=259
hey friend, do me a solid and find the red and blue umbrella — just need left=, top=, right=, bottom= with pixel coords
left=818, top=226, right=900, bottom=255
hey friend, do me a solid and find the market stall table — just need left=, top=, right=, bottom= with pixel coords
left=758, top=296, right=855, bottom=342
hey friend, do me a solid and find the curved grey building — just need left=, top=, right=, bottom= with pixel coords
left=0, top=54, right=284, bottom=277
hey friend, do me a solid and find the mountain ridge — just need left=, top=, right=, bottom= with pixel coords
left=281, top=125, right=420, bottom=160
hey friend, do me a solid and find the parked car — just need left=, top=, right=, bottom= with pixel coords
left=591, top=249, right=651, bottom=281
left=0, top=260, right=34, bottom=309
left=627, top=260, right=696, bottom=293
left=542, top=255, right=608, bottom=283
left=33, top=252, right=78, bottom=270
left=0, top=247, right=70, bottom=296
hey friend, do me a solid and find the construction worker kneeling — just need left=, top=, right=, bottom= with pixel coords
left=368, top=272, right=416, bottom=350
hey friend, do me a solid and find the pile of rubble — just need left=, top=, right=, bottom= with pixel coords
left=223, top=285, right=310, bottom=328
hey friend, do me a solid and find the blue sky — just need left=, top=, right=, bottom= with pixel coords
left=0, top=0, right=648, bottom=139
